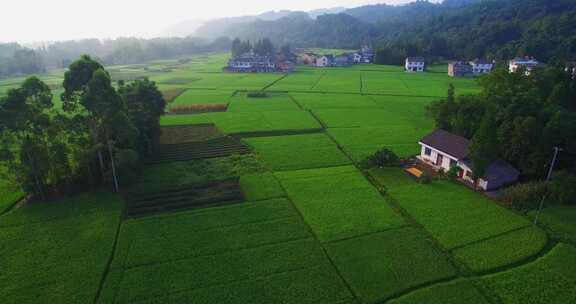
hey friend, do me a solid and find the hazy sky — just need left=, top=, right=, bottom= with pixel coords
left=0, top=0, right=422, bottom=43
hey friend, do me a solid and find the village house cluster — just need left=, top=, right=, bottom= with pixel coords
left=225, top=51, right=297, bottom=73
left=298, top=45, right=375, bottom=67
left=404, top=55, right=575, bottom=78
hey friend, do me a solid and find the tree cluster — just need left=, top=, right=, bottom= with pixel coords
left=0, top=45, right=45, bottom=78
left=0, top=37, right=232, bottom=78
left=231, top=38, right=276, bottom=58
left=0, top=55, right=166, bottom=199
left=427, top=67, right=576, bottom=179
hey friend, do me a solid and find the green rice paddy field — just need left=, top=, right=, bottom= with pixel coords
left=2, top=53, right=575, bottom=304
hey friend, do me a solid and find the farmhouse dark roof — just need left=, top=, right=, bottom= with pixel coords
left=471, top=59, right=492, bottom=65
left=420, top=129, right=470, bottom=159
left=406, top=57, right=425, bottom=62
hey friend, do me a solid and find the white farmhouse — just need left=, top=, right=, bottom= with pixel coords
left=405, top=57, right=426, bottom=72
left=418, top=129, right=519, bottom=191
left=352, top=53, right=363, bottom=64
left=566, top=62, right=576, bottom=79
left=316, top=55, right=334, bottom=67
left=509, top=57, right=540, bottom=75
left=469, top=59, right=494, bottom=75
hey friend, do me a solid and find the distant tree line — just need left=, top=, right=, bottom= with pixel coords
left=427, top=67, right=576, bottom=180
left=0, top=55, right=166, bottom=199
left=0, top=36, right=232, bottom=79
left=0, top=44, right=45, bottom=78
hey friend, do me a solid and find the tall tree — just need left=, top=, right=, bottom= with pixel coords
left=119, top=78, right=166, bottom=156
left=469, top=110, right=499, bottom=180
left=0, top=77, right=54, bottom=199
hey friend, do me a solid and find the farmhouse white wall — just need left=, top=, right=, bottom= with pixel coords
left=419, top=144, right=457, bottom=172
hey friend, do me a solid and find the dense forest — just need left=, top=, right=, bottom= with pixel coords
left=197, top=0, right=576, bottom=64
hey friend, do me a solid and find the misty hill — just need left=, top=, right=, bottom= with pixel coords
left=189, top=7, right=347, bottom=39
left=198, top=0, right=576, bottom=62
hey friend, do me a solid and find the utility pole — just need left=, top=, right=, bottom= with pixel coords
left=533, top=147, right=563, bottom=225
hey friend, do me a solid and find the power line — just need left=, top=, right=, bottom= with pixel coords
left=533, top=147, right=563, bottom=226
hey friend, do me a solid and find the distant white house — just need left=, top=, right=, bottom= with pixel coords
left=360, top=45, right=375, bottom=63
left=509, top=57, right=540, bottom=75
left=418, top=129, right=519, bottom=191
left=566, top=62, right=576, bottom=79
left=470, top=59, right=494, bottom=75
left=352, top=53, right=363, bottom=64
left=405, top=57, right=426, bottom=72
left=316, top=55, right=334, bottom=67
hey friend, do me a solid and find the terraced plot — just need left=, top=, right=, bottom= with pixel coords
left=326, top=227, right=457, bottom=303
left=291, top=92, right=377, bottom=110
left=482, top=243, right=576, bottom=304
left=0, top=193, right=122, bottom=304
left=276, top=166, right=406, bottom=242
left=148, top=136, right=251, bottom=164
left=312, top=70, right=362, bottom=93
left=124, top=178, right=244, bottom=218
left=170, top=89, right=233, bottom=107
left=161, top=110, right=321, bottom=135
left=246, top=133, right=351, bottom=171
left=267, top=69, right=324, bottom=91
left=228, top=92, right=300, bottom=112
left=99, top=199, right=355, bottom=304
left=388, top=280, right=490, bottom=304
left=328, top=126, right=429, bottom=160
left=369, top=168, right=547, bottom=272
left=362, top=71, right=413, bottom=95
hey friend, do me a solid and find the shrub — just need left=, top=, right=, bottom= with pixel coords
left=447, top=166, right=461, bottom=181
left=550, top=171, right=576, bottom=205
left=363, top=148, right=400, bottom=168
left=500, top=181, right=550, bottom=210
left=247, top=91, right=269, bottom=98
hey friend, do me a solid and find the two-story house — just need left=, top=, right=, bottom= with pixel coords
left=316, top=55, right=334, bottom=67
left=448, top=61, right=473, bottom=77
left=470, top=59, right=494, bottom=75
left=509, top=57, right=541, bottom=75
left=405, top=57, right=426, bottom=72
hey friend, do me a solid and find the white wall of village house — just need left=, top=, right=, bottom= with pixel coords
left=419, top=144, right=455, bottom=171
left=419, top=143, right=488, bottom=190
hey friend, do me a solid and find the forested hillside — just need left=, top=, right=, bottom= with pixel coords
left=200, top=0, right=576, bottom=63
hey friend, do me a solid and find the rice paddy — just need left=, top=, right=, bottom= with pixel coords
left=2, top=52, right=574, bottom=304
